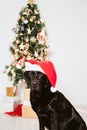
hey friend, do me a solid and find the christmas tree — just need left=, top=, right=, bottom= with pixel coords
left=5, top=0, right=49, bottom=86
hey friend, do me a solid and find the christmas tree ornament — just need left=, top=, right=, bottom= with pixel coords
left=30, top=16, right=34, bottom=22
left=12, top=72, right=16, bottom=78
left=34, top=10, right=39, bottom=15
left=11, top=69, right=14, bottom=73
left=16, top=40, right=20, bottom=44
left=27, top=28, right=31, bottom=34
left=23, top=8, right=30, bottom=15
left=24, top=19, right=28, bottom=24
left=37, top=32, right=41, bottom=40
left=21, top=17, right=25, bottom=22
left=20, top=33, right=23, bottom=36
left=23, top=50, right=28, bottom=55
left=15, top=49, right=19, bottom=53
left=16, top=57, right=25, bottom=69
left=25, top=44, right=28, bottom=50
left=25, top=38, right=29, bottom=42
left=12, top=61, right=17, bottom=66
left=30, top=37, right=36, bottom=42
left=37, top=20, right=40, bottom=24
left=14, top=54, right=19, bottom=60
left=29, top=0, right=35, bottom=4
left=21, top=26, right=24, bottom=32
left=16, top=63, right=22, bottom=69
left=35, top=51, right=38, bottom=57
left=39, top=40, right=44, bottom=45
left=13, top=38, right=16, bottom=42
left=19, top=43, right=25, bottom=50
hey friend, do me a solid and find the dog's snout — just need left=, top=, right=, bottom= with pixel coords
left=32, top=80, right=37, bottom=85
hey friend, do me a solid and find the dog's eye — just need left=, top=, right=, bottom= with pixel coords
left=28, top=71, right=33, bottom=78
left=38, top=72, right=44, bottom=79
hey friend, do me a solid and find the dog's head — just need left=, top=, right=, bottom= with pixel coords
left=24, top=71, right=51, bottom=93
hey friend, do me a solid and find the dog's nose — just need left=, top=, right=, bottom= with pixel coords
left=32, top=80, right=37, bottom=85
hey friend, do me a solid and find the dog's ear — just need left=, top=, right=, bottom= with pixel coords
left=46, top=77, right=52, bottom=87
left=42, top=74, right=51, bottom=89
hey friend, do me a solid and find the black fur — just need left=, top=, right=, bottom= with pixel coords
left=24, top=71, right=87, bottom=130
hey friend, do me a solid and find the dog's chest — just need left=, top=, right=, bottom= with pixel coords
left=31, top=97, right=51, bottom=122
left=37, top=105, right=50, bottom=115
left=37, top=106, right=51, bottom=128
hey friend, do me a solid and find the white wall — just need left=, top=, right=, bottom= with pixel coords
left=0, top=0, right=87, bottom=105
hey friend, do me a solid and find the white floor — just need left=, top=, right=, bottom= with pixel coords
left=0, top=114, right=39, bottom=130
left=0, top=105, right=87, bottom=130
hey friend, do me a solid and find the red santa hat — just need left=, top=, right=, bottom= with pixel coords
left=24, top=60, right=57, bottom=92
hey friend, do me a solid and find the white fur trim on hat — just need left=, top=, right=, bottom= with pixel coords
left=24, top=62, right=45, bottom=74
left=50, top=87, right=57, bottom=93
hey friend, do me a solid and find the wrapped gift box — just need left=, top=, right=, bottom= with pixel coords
left=24, top=88, right=30, bottom=101
left=22, top=105, right=37, bottom=118
left=6, top=87, right=16, bottom=97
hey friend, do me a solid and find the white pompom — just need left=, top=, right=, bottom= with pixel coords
left=50, top=87, right=57, bottom=93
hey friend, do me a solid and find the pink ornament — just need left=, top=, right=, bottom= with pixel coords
left=16, top=57, right=25, bottom=69
left=37, top=32, right=41, bottom=41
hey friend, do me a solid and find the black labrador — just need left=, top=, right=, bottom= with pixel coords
left=24, top=71, right=87, bottom=130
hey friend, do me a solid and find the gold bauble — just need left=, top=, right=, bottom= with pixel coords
left=25, top=43, right=29, bottom=49
left=16, top=40, right=20, bottom=44
left=30, top=16, right=34, bottom=22
left=37, top=20, right=40, bottom=24
left=23, top=50, right=28, bottom=55
left=12, top=61, right=17, bottom=66
left=13, top=72, right=16, bottom=78
left=21, top=16, right=25, bottom=22
left=11, top=69, right=14, bottom=74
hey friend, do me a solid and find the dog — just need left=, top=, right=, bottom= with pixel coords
left=24, top=71, right=87, bottom=130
